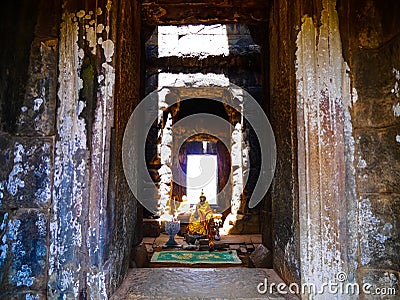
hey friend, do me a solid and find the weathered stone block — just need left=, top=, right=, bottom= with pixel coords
left=17, top=39, right=58, bottom=136
left=355, top=127, right=400, bottom=194
left=352, top=39, right=400, bottom=98
left=358, top=195, right=400, bottom=269
left=0, top=134, right=53, bottom=208
left=0, top=210, right=48, bottom=293
left=249, top=244, right=272, bottom=268
left=352, top=95, right=400, bottom=129
left=0, top=135, right=53, bottom=209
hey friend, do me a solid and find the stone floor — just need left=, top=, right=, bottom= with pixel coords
left=144, top=234, right=263, bottom=267
left=115, top=234, right=298, bottom=299
left=110, top=268, right=299, bottom=299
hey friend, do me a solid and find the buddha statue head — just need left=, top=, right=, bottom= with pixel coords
left=199, top=191, right=206, bottom=204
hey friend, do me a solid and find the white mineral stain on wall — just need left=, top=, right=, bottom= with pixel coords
left=33, top=98, right=43, bottom=111
left=87, top=271, right=107, bottom=300
left=86, top=26, right=97, bottom=54
left=7, top=143, right=26, bottom=196
left=50, top=9, right=85, bottom=296
left=352, top=87, right=358, bottom=103
left=284, top=234, right=301, bottom=278
left=393, top=103, right=400, bottom=117
left=35, top=214, right=46, bottom=237
left=396, top=135, right=400, bottom=143
left=158, top=113, right=173, bottom=220
left=6, top=219, right=35, bottom=287
left=0, top=213, right=9, bottom=267
left=48, top=221, right=57, bottom=276
left=14, top=264, right=34, bottom=287
left=52, top=1, right=116, bottom=298
left=59, top=268, right=75, bottom=292
left=0, top=181, right=4, bottom=207
left=25, top=293, right=40, bottom=300
left=231, top=123, right=243, bottom=215
left=87, top=14, right=116, bottom=277
left=101, top=40, right=114, bottom=62
left=392, top=68, right=400, bottom=98
left=34, top=142, right=51, bottom=204
left=97, top=24, right=104, bottom=33
left=76, top=10, right=85, bottom=18
left=101, top=63, right=115, bottom=98
left=359, top=198, right=383, bottom=265
left=357, top=157, right=367, bottom=169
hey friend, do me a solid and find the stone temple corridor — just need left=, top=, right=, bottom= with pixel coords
left=0, top=0, right=399, bottom=299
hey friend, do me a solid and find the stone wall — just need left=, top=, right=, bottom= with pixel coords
left=339, top=0, right=400, bottom=293
left=1, top=0, right=142, bottom=298
left=270, top=0, right=400, bottom=297
left=0, top=0, right=59, bottom=298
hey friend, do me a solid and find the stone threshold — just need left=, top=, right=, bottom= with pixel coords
left=110, top=268, right=299, bottom=299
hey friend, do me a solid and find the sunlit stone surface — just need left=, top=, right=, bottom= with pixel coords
left=110, top=268, right=298, bottom=299
left=158, top=25, right=229, bottom=58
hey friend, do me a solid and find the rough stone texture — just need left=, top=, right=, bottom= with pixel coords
left=358, top=195, right=400, bottom=270
left=338, top=0, right=400, bottom=295
left=0, top=1, right=59, bottom=299
left=16, top=38, right=58, bottom=136
left=141, top=0, right=269, bottom=26
left=2, top=0, right=140, bottom=298
left=355, top=127, right=400, bottom=194
left=268, top=0, right=301, bottom=286
left=0, top=1, right=41, bottom=133
left=250, top=244, right=273, bottom=268
left=47, top=0, right=130, bottom=298
left=295, top=3, right=352, bottom=298
left=131, top=243, right=150, bottom=268
left=145, top=24, right=263, bottom=102
left=111, top=268, right=298, bottom=300
left=0, top=211, right=48, bottom=294
left=112, top=0, right=142, bottom=296
left=0, top=135, right=53, bottom=209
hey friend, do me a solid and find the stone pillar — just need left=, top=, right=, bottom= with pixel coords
left=48, top=0, right=136, bottom=298
left=222, top=87, right=246, bottom=233
left=295, top=0, right=352, bottom=297
left=158, top=111, right=173, bottom=219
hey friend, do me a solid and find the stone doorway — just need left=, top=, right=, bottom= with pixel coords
left=138, top=23, right=268, bottom=243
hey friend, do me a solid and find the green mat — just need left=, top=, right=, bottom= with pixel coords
left=151, top=250, right=242, bottom=264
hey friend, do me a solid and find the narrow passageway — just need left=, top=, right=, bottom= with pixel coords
left=1, top=0, right=399, bottom=299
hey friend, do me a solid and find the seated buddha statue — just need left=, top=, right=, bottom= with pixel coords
left=186, top=191, right=214, bottom=247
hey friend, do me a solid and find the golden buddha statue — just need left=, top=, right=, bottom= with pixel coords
left=186, top=191, right=214, bottom=246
